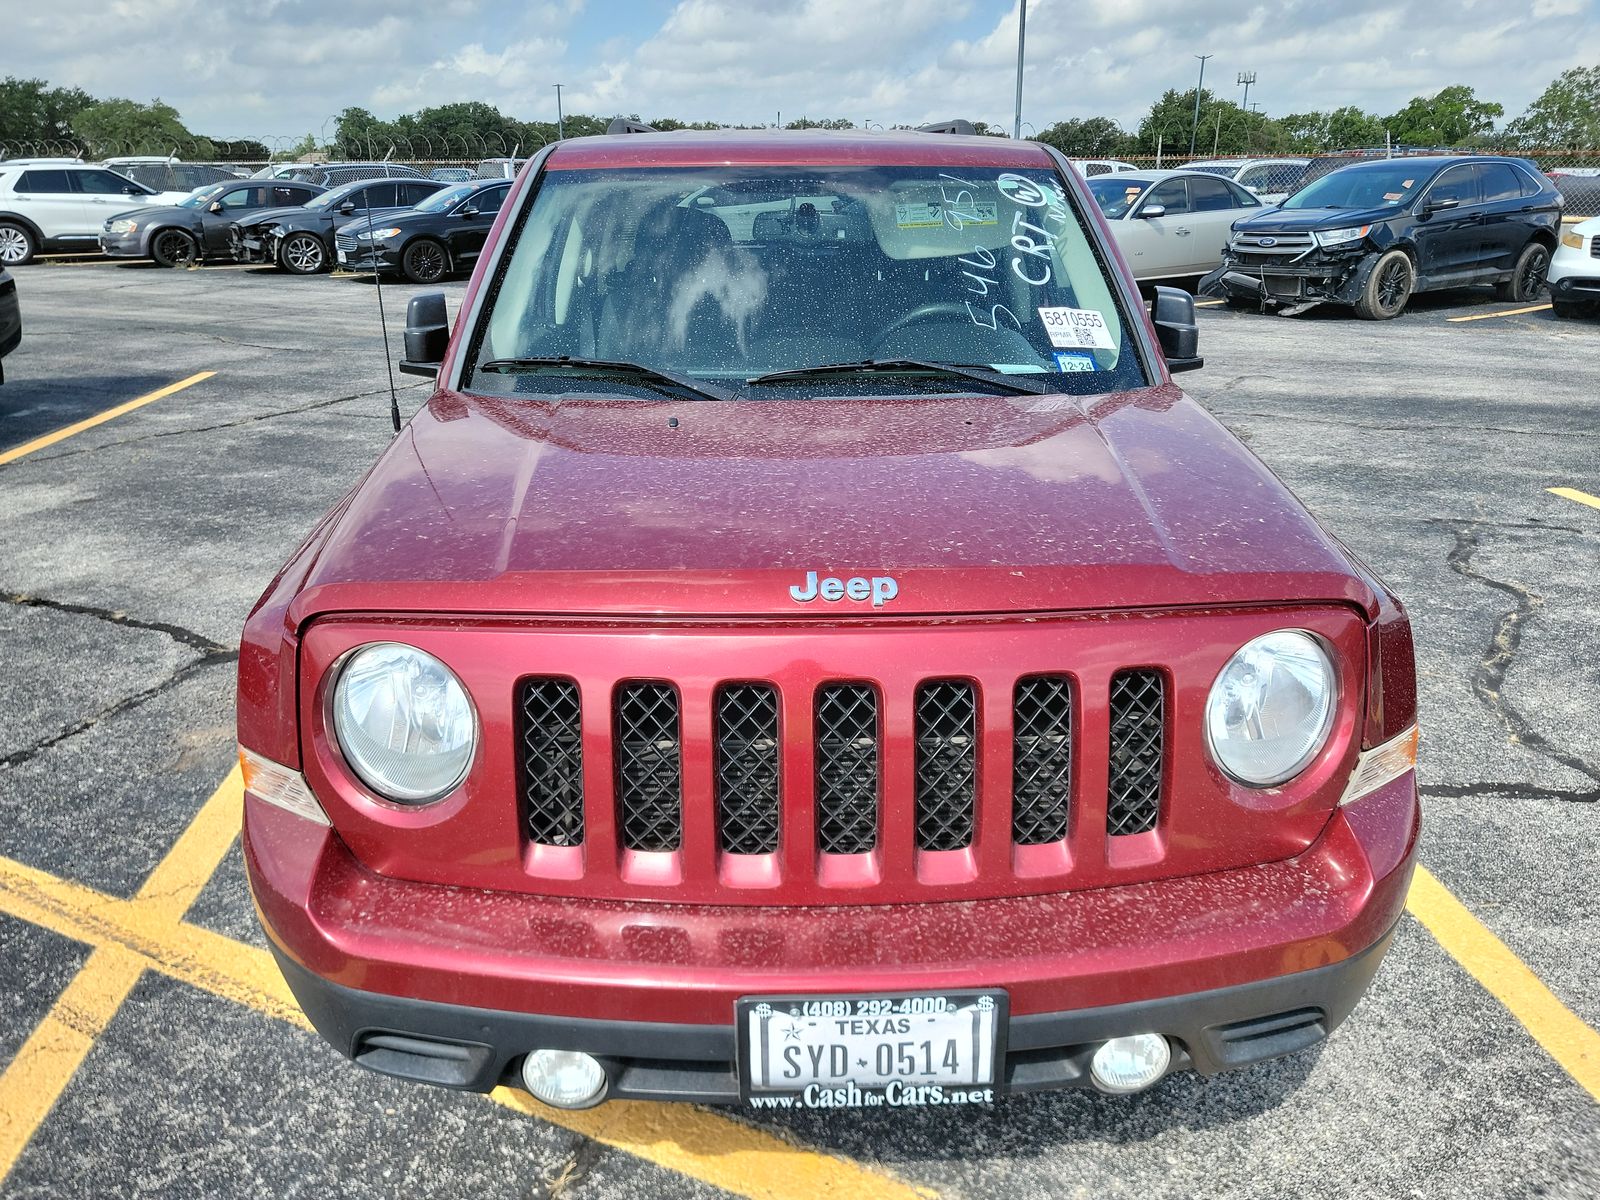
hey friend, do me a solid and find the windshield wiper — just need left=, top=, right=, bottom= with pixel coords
left=746, top=358, right=1055, bottom=395
left=476, top=356, right=738, bottom=402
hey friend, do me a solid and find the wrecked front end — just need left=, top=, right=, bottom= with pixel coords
left=1201, top=230, right=1378, bottom=313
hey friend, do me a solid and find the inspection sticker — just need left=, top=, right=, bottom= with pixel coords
left=1052, top=350, right=1098, bottom=372
left=1037, top=307, right=1115, bottom=350
left=896, top=200, right=998, bottom=228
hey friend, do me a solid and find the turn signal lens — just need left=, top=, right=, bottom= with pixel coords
left=1560, top=229, right=1585, bottom=250
left=1339, top=724, right=1419, bottom=806
left=239, top=746, right=330, bottom=825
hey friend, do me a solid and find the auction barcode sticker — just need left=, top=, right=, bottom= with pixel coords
left=1037, top=307, right=1115, bottom=350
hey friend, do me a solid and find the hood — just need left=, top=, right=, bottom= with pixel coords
left=294, top=387, right=1373, bottom=622
left=237, top=204, right=311, bottom=229
left=108, top=203, right=191, bottom=224
left=1234, top=204, right=1403, bottom=233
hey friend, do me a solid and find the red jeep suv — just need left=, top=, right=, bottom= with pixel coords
left=239, top=123, right=1420, bottom=1112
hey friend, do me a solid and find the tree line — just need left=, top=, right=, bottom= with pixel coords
left=3, top=65, right=1598, bottom=162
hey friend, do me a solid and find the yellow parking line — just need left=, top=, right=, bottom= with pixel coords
left=1446, top=303, right=1552, bottom=323
left=1547, top=486, right=1600, bottom=511
left=0, top=768, right=242, bottom=1184
left=1193, top=299, right=1226, bottom=307
left=0, top=371, right=215, bottom=466
left=1407, top=865, right=1600, bottom=1101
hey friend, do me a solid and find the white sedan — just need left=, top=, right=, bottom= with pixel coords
left=1548, top=216, right=1600, bottom=318
left=1085, top=170, right=1263, bottom=282
left=1180, top=157, right=1310, bottom=205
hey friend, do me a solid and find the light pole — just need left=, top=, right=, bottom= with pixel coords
left=1237, top=71, right=1256, bottom=115
left=1189, top=54, right=1212, bottom=156
left=1012, top=0, right=1027, bottom=140
left=554, top=83, right=565, bottom=141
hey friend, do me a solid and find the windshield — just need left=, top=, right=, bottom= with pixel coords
left=1086, top=175, right=1153, bottom=219
left=415, top=184, right=474, bottom=214
left=467, top=165, right=1145, bottom=398
left=180, top=183, right=229, bottom=209
left=1282, top=163, right=1429, bottom=210
left=303, top=185, right=355, bottom=210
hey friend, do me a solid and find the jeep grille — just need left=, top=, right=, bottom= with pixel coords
left=715, top=683, right=781, bottom=855
left=615, top=683, right=683, bottom=851
left=914, top=680, right=977, bottom=851
left=814, top=684, right=880, bottom=855
left=515, top=678, right=585, bottom=847
left=1107, top=670, right=1164, bottom=836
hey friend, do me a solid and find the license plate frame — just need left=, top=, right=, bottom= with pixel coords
left=736, top=989, right=1008, bottom=1109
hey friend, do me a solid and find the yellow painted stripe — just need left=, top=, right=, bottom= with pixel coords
left=1193, top=298, right=1226, bottom=307
left=490, top=1091, right=935, bottom=1200
left=1407, top=865, right=1600, bottom=1101
left=1548, top=486, right=1600, bottom=511
left=1446, top=303, right=1552, bottom=323
left=0, top=371, right=215, bottom=466
left=0, top=843, right=928, bottom=1198
left=0, top=770, right=245, bottom=1183
left=0, top=947, right=145, bottom=1173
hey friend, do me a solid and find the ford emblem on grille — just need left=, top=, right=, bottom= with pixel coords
left=790, top=570, right=899, bottom=608
left=1258, top=237, right=1277, bottom=247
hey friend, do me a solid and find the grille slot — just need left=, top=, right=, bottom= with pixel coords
left=814, top=684, right=879, bottom=854
left=715, top=684, right=781, bottom=854
left=615, top=683, right=682, bottom=851
left=914, top=681, right=977, bottom=851
left=516, top=678, right=585, bottom=847
left=1012, top=675, right=1073, bottom=845
left=1107, top=670, right=1164, bottom=835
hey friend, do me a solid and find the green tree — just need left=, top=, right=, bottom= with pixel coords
left=1507, top=65, right=1600, bottom=151
left=1277, top=111, right=1330, bottom=151
left=1325, top=105, right=1387, bottom=148
left=333, top=106, right=397, bottom=158
left=0, top=76, right=96, bottom=149
left=1135, top=88, right=1222, bottom=154
left=1035, top=116, right=1131, bottom=157
left=784, top=116, right=855, bottom=130
left=71, top=97, right=211, bottom=157
left=1384, top=85, right=1502, bottom=146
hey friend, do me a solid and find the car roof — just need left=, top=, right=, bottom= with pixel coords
left=545, top=128, right=1058, bottom=171
left=1329, top=154, right=1526, bottom=173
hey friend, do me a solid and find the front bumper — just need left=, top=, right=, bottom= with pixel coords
left=1548, top=240, right=1600, bottom=299
left=1201, top=248, right=1370, bottom=307
left=97, top=229, right=145, bottom=258
left=247, top=771, right=1420, bottom=1101
left=334, top=240, right=401, bottom=272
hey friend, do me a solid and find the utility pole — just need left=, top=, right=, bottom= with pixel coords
left=1013, top=0, right=1028, bottom=140
left=554, top=83, right=565, bottom=141
left=1213, top=108, right=1223, bottom=155
left=1189, top=54, right=1212, bottom=156
left=1237, top=70, right=1256, bottom=115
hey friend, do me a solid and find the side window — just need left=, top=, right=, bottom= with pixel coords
left=1478, top=164, right=1523, bottom=204
left=275, top=186, right=314, bottom=206
left=360, top=183, right=399, bottom=208
left=399, top=181, right=439, bottom=205
left=16, top=170, right=73, bottom=194
left=217, top=187, right=259, bottom=209
left=1428, top=165, right=1481, bottom=208
left=473, top=186, right=509, bottom=215
left=1515, top=167, right=1545, bottom=199
left=1224, top=180, right=1261, bottom=208
left=1236, top=164, right=1273, bottom=190
left=1085, top=162, right=1110, bottom=177
left=1143, top=179, right=1190, bottom=215
left=1188, top=175, right=1240, bottom=212
left=75, top=170, right=140, bottom=195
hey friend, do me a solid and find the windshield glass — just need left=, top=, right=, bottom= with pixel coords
left=1086, top=176, right=1152, bottom=219
left=303, top=185, right=353, bottom=210
left=1282, top=163, right=1429, bottom=210
left=467, top=164, right=1145, bottom=398
left=180, top=183, right=228, bottom=209
left=415, top=184, right=474, bottom=213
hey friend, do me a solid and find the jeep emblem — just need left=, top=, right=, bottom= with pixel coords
left=789, top=570, right=898, bottom=608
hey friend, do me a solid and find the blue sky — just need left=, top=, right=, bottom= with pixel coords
left=11, top=0, right=1600, bottom=144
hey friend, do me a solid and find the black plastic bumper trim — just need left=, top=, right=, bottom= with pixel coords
left=269, top=921, right=1400, bottom=1104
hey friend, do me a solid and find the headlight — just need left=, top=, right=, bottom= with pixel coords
left=1561, top=229, right=1587, bottom=250
left=1314, top=225, right=1371, bottom=248
left=330, top=642, right=476, bottom=803
left=1205, top=630, right=1336, bottom=787
left=356, top=227, right=402, bottom=241
left=109, top=219, right=138, bottom=234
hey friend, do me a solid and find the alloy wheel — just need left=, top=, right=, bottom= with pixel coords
left=154, top=230, right=196, bottom=266
left=0, top=227, right=28, bottom=264
left=1520, top=248, right=1549, bottom=301
left=284, top=235, right=324, bottom=273
left=1377, top=260, right=1409, bottom=310
left=406, top=241, right=446, bottom=283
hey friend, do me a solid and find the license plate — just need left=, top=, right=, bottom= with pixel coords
left=738, top=991, right=1005, bottom=1109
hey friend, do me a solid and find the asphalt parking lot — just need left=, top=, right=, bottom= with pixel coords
left=0, top=257, right=1596, bottom=1199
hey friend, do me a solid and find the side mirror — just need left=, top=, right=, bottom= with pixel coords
left=1151, top=286, right=1203, bottom=374
left=458, top=206, right=479, bottom=219
left=1423, top=196, right=1460, bottom=216
left=123, top=185, right=142, bottom=196
left=339, top=201, right=357, bottom=215
left=400, top=291, right=449, bottom=379
left=1137, top=204, right=1167, bottom=219
left=208, top=201, right=224, bottom=214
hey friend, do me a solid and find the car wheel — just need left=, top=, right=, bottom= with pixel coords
left=0, top=222, right=37, bottom=267
left=1495, top=242, right=1550, bottom=303
left=1551, top=297, right=1597, bottom=319
left=280, top=232, right=329, bottom=275
left=401, top=238, right=448, bottom=284
left=1354, top=250, right=1414, bottom=320
left=150, top=228, right=199, bottom=268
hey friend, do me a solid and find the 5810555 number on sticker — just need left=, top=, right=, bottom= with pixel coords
left=1038, top=306, right=1115, bottom=350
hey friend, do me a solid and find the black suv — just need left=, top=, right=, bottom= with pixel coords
left=1203, top=155, right=1562, bottom=319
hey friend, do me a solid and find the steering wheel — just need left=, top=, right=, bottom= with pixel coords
left=870, top=302, right=975, bottom=352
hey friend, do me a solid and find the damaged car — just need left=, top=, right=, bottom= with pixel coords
left=1202, top=155, right=1561, bottom=319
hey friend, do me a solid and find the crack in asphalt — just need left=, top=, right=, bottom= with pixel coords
left=1210, top=408, right=1600, bottom=442
left=0, top=591, right=238, bottom=772
left=22, top=382, right=424, bottom=464
left=1430, top=518, right=1600, bottom=804
left=0, top=652, right=237, bottom=773
left=1421, top=781, right=1599, bottom=802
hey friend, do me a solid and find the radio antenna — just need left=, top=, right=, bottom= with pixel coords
left=362, top=187, right=403, bottom=432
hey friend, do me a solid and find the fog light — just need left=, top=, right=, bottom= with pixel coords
left=1090, top=1033, right=1171, bottom=1094
left=521, top=1049, right=608, bottom=1109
